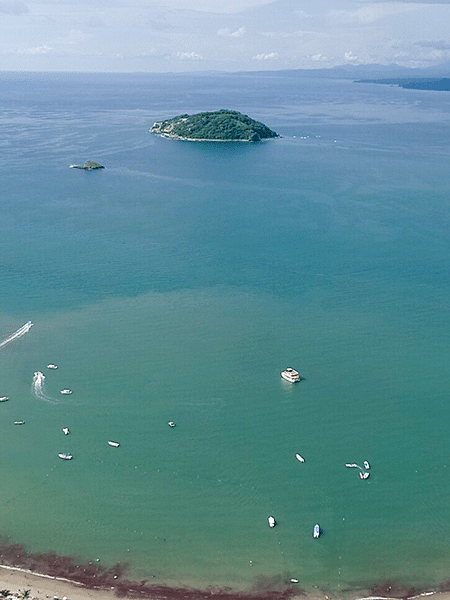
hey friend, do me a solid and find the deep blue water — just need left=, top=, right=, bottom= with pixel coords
left=1, top=71, right=450, bottom=595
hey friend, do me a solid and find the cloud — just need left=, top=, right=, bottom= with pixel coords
left=18, top=44, right=53, bottom=54
left=217, top=26, right=246, bottom=37
left=328, top=4, right=422, bottom=25
left=176, top=51, right=203, bottom=60
left=0, top=1, right=28, bottom=15
left=414, top=40, right=450, bottom=50
left=344, top=51, right=360, bottom=63
left=251, top=51, right=279, bottom=60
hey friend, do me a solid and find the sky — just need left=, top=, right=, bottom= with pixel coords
left=1, top=0, right=450, bottom=72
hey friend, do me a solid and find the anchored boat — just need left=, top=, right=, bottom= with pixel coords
left=281, top=368, right=300, bottom=383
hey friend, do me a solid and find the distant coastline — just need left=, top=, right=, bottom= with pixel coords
left=357, top=77, right=450, bottom=91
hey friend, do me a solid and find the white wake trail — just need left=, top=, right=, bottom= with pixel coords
left=32, top=371, right=57, bottom=403
left=0, top=321, right=33, bottom=349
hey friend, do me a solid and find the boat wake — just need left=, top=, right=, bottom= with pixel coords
left=0, top=321, right=33, bottom=349
left=32, top=371, right=57, bottom=403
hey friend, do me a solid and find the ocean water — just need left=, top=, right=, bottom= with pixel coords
left=1, top=71, right=450, bottom=595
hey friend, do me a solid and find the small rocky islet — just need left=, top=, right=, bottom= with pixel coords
left=70, top=160, right=105, bottom=170
left=150, top=109, right=279, bottom=142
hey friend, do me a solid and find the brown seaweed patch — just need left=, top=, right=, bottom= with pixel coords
left=0, top=538, right=297, bottom=599
left=368, top=580, right=424, bottom=599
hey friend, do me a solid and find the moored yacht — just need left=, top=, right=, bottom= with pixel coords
left=281, top=367, right=300, bottom=383
left=295, top=453, right=305, bottom=463
left=62, top=427, right=70, bottom=435
left=313, top=524, right=320, bottom=538
left=58, top=453, right=73, bottom=460
left=0, top=396, right=9, bottom=402
left=108, top=441, right=120, bottom=447
left=47, top=364, right=58, bottom=370
left=268, top=516, right=276, bottom=528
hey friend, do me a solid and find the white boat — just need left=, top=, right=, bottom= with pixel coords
left=62, top=427, right=70, bottom=435
left=14, top=420, right=25, bottom=425
left=168, top=421, right=176, bottom=428
left=0, top=396, right=9, bottom=402
left=268, top=516, right=276, bottom=528
left=281, top=367, right=300, bottom=383
left=313, top=524, right=320, bottom=538
left=290, top=579, right=299, bottom=584
left=108, top=441, right=120, bottom=447
left=58, top=453, right=73, bottom=460
left=47, top=364, right=58, bottom=370
left=363, top=460, right=370, bottom=470
left=60, top=389, right=73, bottom=395
left=295, top=453, right=305, bottom=463
left=359, top=471, right=370, bottom=480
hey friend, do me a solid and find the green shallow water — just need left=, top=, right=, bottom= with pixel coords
left=1, top=72, right=450, bottom=594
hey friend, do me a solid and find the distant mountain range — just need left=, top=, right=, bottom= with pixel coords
left=235, top=61, right=450, bottom=81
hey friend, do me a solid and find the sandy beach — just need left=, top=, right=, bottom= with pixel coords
left=1, top=565, right=450, bottom=600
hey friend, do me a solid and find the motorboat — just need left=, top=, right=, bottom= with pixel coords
left=268, top=516, right=276, bottom=528
left=108, top=441, right=120, bottom=447
left=58, top=453, right=73, bottom=460
left=359, top=471, right=370, bottom=480
left=168, top=421, right=176, bottom=428
left=14, top=420, right=25, bottom=425
left=62, top=427, right=70, bottom=435
left=60, top=389, right=73, bottom=395
left=281, top=368, right=300, bottom=383
left=295, top=453, right=305, bottom=463
left=313, top=524, right=320, bottom=538
left=0, top=396, right=9, bottom=402
left=47, top=364, right=58, bottom=370
left=290, top=579, right=299, bottom=584
left=364, top=460, right=370, bottom=470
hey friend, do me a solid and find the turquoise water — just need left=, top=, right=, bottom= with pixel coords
left=1, top=71, right=450, bottom=594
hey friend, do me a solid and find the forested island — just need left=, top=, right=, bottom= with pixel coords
left=150, top=110, right=279, bottom=142
left=357, top=77, right=450, bottom=91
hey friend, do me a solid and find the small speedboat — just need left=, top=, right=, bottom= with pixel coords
left=363, top=460, right=370, bottom=470
left=60, top=389, right=73, bottom=395
left=268, top=516, right=276, bottom=528
left=295, top=453, right=305, bottom=463
left=62, top=427, right=70, bottom=435
left=168, top=421, right=176, bottom=428
left=281, top=368, right=300, bottom=383
left=47, top=364, right=58, bottom=370
left=359, top=471, right=370, bottom=480
left=0, top=396, right=9, bottom=402
left=313, top=524, right=320, bottom=538
left=108, top=441, right=120, bottom=447
left=58, top=453, right=73, bottom=460
left=14, top=420, right=25, bottom=425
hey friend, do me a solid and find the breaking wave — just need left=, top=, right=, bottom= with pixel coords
left=0, top=321, right=33, bottom=349
left=32, top=371, right=57, bottom=403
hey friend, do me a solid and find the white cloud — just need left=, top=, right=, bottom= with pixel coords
left=217, top=25, right=246, bottom=37
left=344, top=51, right=359, bottom=63
left=251, top=51, right=279, bottom=60
left=18, top=44, right=53, bottom=54
left=328, top=4, right=422, bottom=25
left=310, top=53, right=327, bottom=61
left=176, top=51, right=203, bottom=60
